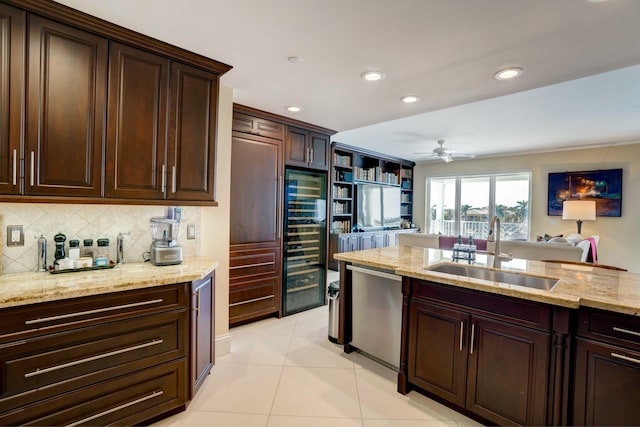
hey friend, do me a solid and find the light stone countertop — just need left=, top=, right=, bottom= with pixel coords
left=0, top=257, right=218, bottom=309
left=335, top=246, right=640, bottom=316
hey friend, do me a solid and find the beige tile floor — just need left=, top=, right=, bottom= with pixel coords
left=155, top=277, right=483, bottom=427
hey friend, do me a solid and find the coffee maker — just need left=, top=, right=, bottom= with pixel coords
left=149, top=207, right=183, bottom=266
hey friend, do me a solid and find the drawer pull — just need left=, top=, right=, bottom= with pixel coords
left=12, top=149, right=17, bottom=186
left=459, top=321, right=464, bottom=352
left=25, top=299, right=164, bottom=325
left=470, top=323, right=476, bottom=355
left=611, top=352, right=640, bottom=365
left=229, top=261, right=275, bottom=270
left=229, top=295, right=273, bottom=307
left=65, top=390, right=164, bottom=427
left=25, top=339, right=164, bottom=378
left=613, top=326, right=640, bottom=338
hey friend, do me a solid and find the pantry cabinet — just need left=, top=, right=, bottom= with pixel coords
left=0, top=3, right=24, bottom=195
left=26, top=15, right=107, bottom=197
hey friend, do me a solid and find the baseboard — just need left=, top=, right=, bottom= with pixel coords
left=215, top=332, right=232, bottom=358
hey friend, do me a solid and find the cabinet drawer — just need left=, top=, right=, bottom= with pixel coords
left=230, top=278, right=279, bottom=323
left=232, top=113, right=283, bottom=140
left=230, top=247, right=280, bottom=279
left=0, top=310, right=186, bottom=411
left=0, top=360, right=187, bottom=426
left=412, top=279, right=551, bottom=332
left=578, top=307, right=640, bottom=350
left=0, top=284, right=187, bottom=343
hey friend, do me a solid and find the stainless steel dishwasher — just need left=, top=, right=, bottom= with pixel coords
left=348, top=265, right=402, bottom=369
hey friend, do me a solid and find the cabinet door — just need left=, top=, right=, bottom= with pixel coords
left=0, top=4, right=24, bottom=195
left=372, top=232, right=386, bottom=248
left=26, top=15, right=107, bottom=197
left=230, top=133, right=282, bottom=245
left=168, top=62, right=218, bottom=201
left=360, top=234, right=374, bottom=250
left=232, top=113, right=284, bottom=140
left=191, top=272, right=214, bottom=398
left=308, top=132, right=329, bottom=170
left=466, top=315, right=549, bottom=426
left=285, top=126, right=308, bottom=168
left=573, top=337, right=640, bottom=426
left=106, top=42, right=168, bottom=199
left=408, top=300, right=468, bottom=407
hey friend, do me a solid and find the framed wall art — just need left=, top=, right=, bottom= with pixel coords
left=548, top=168, right=622, bottom=217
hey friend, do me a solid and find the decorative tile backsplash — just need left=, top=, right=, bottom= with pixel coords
left=0, top=203, right=201, bottom=274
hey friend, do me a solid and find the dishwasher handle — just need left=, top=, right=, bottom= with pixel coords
left=347, top=265, right=402, bottom=282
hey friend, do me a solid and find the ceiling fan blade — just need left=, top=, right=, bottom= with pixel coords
left=451, top=153, right=476, bottom=159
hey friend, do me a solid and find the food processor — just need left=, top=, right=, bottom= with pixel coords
left=149, top=207, right=183, bottom=266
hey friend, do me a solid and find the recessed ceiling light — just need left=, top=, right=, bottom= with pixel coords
left=288, top=56, right=302, bottom=64
left=285, top=105, right=302, bottom=113
left=495, top=67, right=524, bottom=80
left=361, top=71, right=385, bottom=81
left=401, top=95, right=420, bottom=103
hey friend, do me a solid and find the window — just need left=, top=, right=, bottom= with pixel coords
left=427, top=172, right=531, bottom=240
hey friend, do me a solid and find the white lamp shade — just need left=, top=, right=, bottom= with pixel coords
left=562, top=200, right=596, bottom=221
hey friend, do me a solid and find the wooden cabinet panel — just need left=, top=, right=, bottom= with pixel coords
left=230, top=132, right=282, bottom=245
left=26, top=15, right=106, bottom=197
left=0, top=3, right=24, bottom=195
left=309, top=132, right=329, bottom=170
left=106, top=42, right=169, bottom=199
left=168, top=61, right=218, bottom=201
left=229, top=277, right=280, bottom=325
left=191, top=272, right=214, bottom=398
left=230, top=247, right=280, bottom=279
left=573, top=337, right=640, bottom=426
left=408, top=300, right=468, bottom=407
left=285, top=126, right=308, bottom=168
left=466, top=315, right=549, bottom=426
left=232, top=112, right=283, bottom=140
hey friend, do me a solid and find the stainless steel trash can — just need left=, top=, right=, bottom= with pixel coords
left=328, top=281, right=340, bottom=343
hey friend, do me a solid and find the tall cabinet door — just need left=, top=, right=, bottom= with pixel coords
left=309, top=132, right=329, bottom=170
left=106, top=42, right=168, bottom=200
left=0, top=4, right=24, bottom=195
left=230, top=132, right=282, bottom=245
left=26, top=15, right=107, bottom=197
left=167, top=62, right=218, bottom=202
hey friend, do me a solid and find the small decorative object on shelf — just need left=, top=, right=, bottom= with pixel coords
left=453, top=236, right=477, bottom=264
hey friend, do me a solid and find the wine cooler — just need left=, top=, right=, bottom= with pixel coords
left=283, top=168, right=327, bottom=316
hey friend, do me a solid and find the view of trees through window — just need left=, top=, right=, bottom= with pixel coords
left=428, top=173, right=531, bottom=240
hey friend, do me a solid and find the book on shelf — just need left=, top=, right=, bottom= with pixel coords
left=401, top=168, right=413, bottom=178
left=332, top=219, right=351, bottom=234
left=333, top=153, right=352, bottom=167
left=332, top=185, right=350, bottom=198
left=332, top=201, right=349, bottom=214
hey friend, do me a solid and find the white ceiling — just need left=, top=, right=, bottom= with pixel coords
left=55, top=0, right=640, bottom=162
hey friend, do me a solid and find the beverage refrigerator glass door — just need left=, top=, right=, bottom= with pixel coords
left=282, top=169, right=327, bottom=315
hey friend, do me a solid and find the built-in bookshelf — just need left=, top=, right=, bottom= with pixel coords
left=329, top=142, right=415, bottom=234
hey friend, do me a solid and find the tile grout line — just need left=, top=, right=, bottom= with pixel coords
left=265, top=315, right=297, bottom=425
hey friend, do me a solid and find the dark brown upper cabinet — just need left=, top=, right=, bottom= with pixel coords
left=106, top=42, right=169, bottom=200
left=0, top=3, right=25, bottom=195
left=25, top=15, right=107, bottom=197
left=167, top=62, right=218, bottom=202
left=285, top=126, right=329, bottom=171
left=232, top=113, right=284, bottom=140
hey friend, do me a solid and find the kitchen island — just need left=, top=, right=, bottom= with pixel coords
left=335, top=245, right=640, bottom=426
left=0, top=258, right=217, bottom=426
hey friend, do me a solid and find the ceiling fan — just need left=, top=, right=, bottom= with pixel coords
left=415, top=139, right=476, bottom=163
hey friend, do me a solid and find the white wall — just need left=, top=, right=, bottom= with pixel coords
left=414, top=142, right=640, bottom=273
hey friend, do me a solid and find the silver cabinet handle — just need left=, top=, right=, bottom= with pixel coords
left=12, top=149, right=17, bottom=185
left=459, top=321, right=464, bottom=352
left=161, top=164, right=166, bottom=193
left=613, top=326, right=640, bottom=338
left=611, top=352, right=640, bottom=365
left=65, top=390, right=164, bottom=427
left=30, top=151, right=34, bottom=186
left=171, top=165, right=176, bottom=193
left=229, top=295, right=273, bottom=307
left=25, top=339, right=164, bottom=378
left=310, top=147, right=314, bottom=163
left=470, top=323, right=476, bottom=355
left=25, top=299, right=164, bottom=325
left=195, top=289, right=200, bottom=317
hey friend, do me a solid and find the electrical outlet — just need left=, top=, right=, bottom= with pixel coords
left=7, top=225, right=24, bottom=247
left=187, top=224, right=196, bottom=239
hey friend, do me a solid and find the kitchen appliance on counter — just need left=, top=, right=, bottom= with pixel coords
left=149, top=207, right=183, bottom=266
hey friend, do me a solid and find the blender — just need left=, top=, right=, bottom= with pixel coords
left=149, top=207, right=183, bottom=266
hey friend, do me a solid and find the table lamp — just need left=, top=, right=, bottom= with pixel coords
left=562, top=200, right=596, bottom=234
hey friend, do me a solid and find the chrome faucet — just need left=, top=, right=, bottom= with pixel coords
left=116, top=232, right=130, bottom=265
left=487, top=216, right=511, bottom=268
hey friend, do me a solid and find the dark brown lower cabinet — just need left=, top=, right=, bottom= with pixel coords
left=0, top=281, right=211, bottom=426
left=402, top=279, right=558, bottom=426
left=573, top=307, right=640, bottom=426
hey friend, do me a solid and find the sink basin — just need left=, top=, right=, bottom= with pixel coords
left=428, top=264, right=558, bottom=291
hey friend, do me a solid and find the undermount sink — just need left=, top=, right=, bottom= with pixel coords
left=427, top=264, right=559, bottom=291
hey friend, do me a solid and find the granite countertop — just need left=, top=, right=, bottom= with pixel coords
left=0, top=257, right=218, bottom=309
left=334, top=246, right=640, bottom=316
